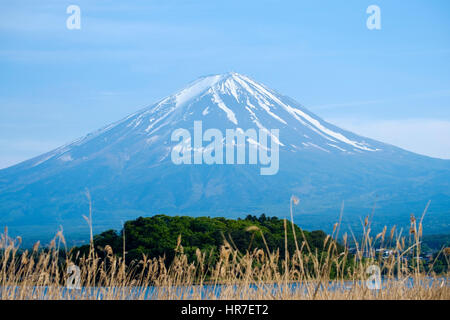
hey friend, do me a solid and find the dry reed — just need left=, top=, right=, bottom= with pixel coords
left=0, top=199, right=448, bottom=300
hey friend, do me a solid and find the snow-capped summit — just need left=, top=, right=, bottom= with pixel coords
left=126, top=71, right=380, bottom=154
left=1, top=72, right=449, bottom=243
left=21, top=72, right=384, bottom=171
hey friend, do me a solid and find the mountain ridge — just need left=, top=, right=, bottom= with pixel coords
left=1, top=72, right=449, bottom=244
left=0, top=72, right=440, bottom=174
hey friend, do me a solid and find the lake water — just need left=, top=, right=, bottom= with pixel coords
left=1, top=277, right=447, bottom=299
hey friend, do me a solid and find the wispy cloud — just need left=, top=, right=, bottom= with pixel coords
left=326, top=118, right=450, bottom=160
left=311, top=89, right=450, bottom=110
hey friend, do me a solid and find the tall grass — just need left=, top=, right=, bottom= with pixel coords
left=0, top=198, right=448, bottom=300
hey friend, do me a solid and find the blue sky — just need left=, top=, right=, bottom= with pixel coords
left=1, top=0, right=450, bottom=169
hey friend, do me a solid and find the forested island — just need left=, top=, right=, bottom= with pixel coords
left=74, top=214, right=336, bottom=265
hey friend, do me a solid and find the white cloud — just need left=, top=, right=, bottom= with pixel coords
left=326, top=118, right=450, bottom=159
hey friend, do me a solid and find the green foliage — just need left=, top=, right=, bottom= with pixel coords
left=75, top=214, right=338, bottom=265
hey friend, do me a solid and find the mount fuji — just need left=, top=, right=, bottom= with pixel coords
left=1, top=72, right=449, bottom=244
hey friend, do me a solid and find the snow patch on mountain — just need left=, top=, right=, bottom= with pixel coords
left=175, top=75, right=223, bottom=108
left=211, top=89, right=238, bottom=125
left=23, top=72, right=385, bottom=170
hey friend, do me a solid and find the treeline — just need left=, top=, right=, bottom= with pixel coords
left=74, top=214, right=339, bottom=265
left=421, top=234, right=450, bottom=252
